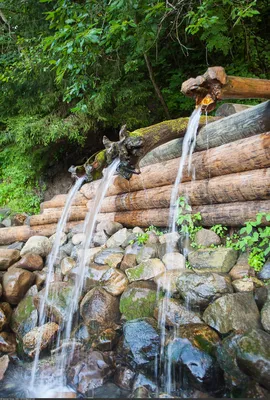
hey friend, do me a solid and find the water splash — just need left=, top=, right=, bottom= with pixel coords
left=30, top=175, right=86, bottom=390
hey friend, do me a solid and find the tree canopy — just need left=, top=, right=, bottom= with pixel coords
left=0, top=0, right=269, bottom=213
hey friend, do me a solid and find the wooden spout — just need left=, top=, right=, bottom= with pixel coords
left=182, top=66, right=270, bottom=110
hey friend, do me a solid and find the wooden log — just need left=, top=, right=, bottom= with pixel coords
left=29, top=207, right=88, bottom=226
left=98, top=200, right=270, bottom=227
left=42, top=206, right=87, bottom=215
left=215, top=103, right=252, bottom=117
left=40, top=192, right=87, bottom=211
left=81, top=133, right=270, bottom=200
left=0, top=220, right=85, bottom=245
left=89, top=169, right=270, bottom=213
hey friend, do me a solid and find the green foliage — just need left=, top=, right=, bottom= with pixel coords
left=211, top=224, right=228, bottom=238
left=136, top=232, right=150, bottom=246
left=176, top=196, right=202, bottom=242
left=145, top=225, right=164, bottom=236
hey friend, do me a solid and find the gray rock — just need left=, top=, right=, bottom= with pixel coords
left=49, top=232, right=67, bottom=247
left=126, top=259, right=165, bottom=282
left=92, top=230, right=108, bottom=247
left=11, top=294, right=38, bottom=339
left=258, top=260, right=270, bottom=280
left=8, top=242, right=24, bottom=251
left=229, top=253, right=255, bottom=280
left=0, top=354, right=9, bottom=381
left=77, top=247, right=102, bottom=265
left=177, top=272, right=233, bottom=309
left=132, top=227, right=144, bottom=234
left=188, top=248, right=238, bottom=273
left=120, top=281, right=157, bottom=320
left=60, top=240, right=74, bottom=256
left=60, top=257, right=76, bottom=275
left=162, top=252, right=186, bottom=271
left=97, top=221, right=123, bottom=236
left=261, top=292, right=270, bottom=333
left=106, top=228, right=129, bottom=248
left=72, top=233, right=85, bottom=246
left=195, top=229, right=221, bottom=247
left=232, top=278, right=254, bottom=292
left=94, top=247, right=124, bottom=266
left=101, top=268, right=128, bottom=296
left=120, top=254, right=137, bottom=271
left=70, top=263, right=110, bottom=291
left=254, top=286, right=269, bottom=310
left=154, top=298, right=203, bottom=326
left=2, top=218, right=11, bottom=228
left=158, top=232, right=180, bottom=258
left=70, top=223, right=84, bottom=234
left=114, top=366, right=135, bottom=390
left=123, top=318, right=159, bottom=366
left=154, top=270, right=186, bottom=294
left=132, top=373, right=157, bottom=393
left=125, top=243, right=142, bottom=256
left=21, top=236, right=52, bottom=257
left=136, top=245, right=158, bottom=264
left=203, top=292, right=261, bottom=334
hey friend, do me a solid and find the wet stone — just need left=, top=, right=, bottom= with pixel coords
left=0, top=249, right=21, bottom=271
left=154, top=270, right=185, bottom=294
left=0, top=303, right=12, bottom=332
left=97, top=221, right=123, bottom=236
left=188, top=248, right=238, bottom=274
left=101, top=268, right=128, bottom=296
left=132, top=373, right=157, bottom=393
left=20, top=236, right=52, bottom=257
left=194, top=228, right=221, bottom=247
left=232, top=278, right=254, bottom=292
left=11, top=294, right=38, bottom=339
left=92, top=328, right=119, bottom=351
left=162, top=252, right=185, bottom=271
left=154, top=298, right=203, bottom=327
left=72, top=233, right=85, bottom=246
left=49, top=232, right=67, bottom=247
left=23, top=322, right=59, bottom=357
left=120, top=281, right=157, bottom=320
left=77, top=247, right=102, bottom=265
left=120, top=253, right=137, bottom=271
left=261, top=292, right=270, bottom=333
left=92, top=230, right=109, bottom=247
left=258, top=260, right=270, bottom=280
left=125, top=258, right=165, bottom=282
left=136, top=245, right=158, bottom=264
left=106, top=228, right=129, bottom=248
left=0, top=331, right=16, bottom=353
left=60, top=257, right=76, bottom=275
left=114, top=366, right=135, bottom=390
left=229, top=253, right=255, bottom=280
left=94, top=247, right=124, bottom=265
left=11, top=253, right=43, bottom=272
left=2, top=267, right=35, bottom=305
left=0, top=355, right=9, bottom=381
left=254, top=285, right=269, bottom=310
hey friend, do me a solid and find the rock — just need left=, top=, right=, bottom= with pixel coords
left=232, top=278, right=254, bottom=292
left=71, top=223, right=84, bottom=234
left=125, top=243, right=142, bottom=256
left=130, top=387, right=151, bottom=398
left=72, top=233, right=85, bottom=246
left=203, top=292, right=261, bottom=334
left=0, top=249, right=20, bottom=270
left=154, top=270, right=184, bottom=294
left=101, top=268, right=128, bottom=296
left=106, top=228, right=129, bottom=248
left=34, top=283, right=74, bottom=324
left=158, top=232, right=180, bottom=258
left=97, top=221, right=123, bottom=236
left=11, top=253, right=43, bottom=271
left=114, top=366, right=135, bottom=390
left=236, top=329, right=270, bottom=390
left=33, top=270, right=46, bottom=290
left=90, top=382, right=130, bottom=399
left=49, top=232, right=67, bottom=247
left=0, top=283, right=2, bottom=298
left=229, top=253, right=255, bottom=280
left=0, top=331, right=16, bottom=353
left=0, top=355, right=9, bottom=380
left=92, top=328, right=119, bottom=351
left=0, top=303, right=12, bottom=331
left=77, top=247, right=102, bottom=265
left=72, top=323, right=91, bottom=343
left=188, top=248, right=238, bottom=273
left=2, top=267, right=35, bottom=305
left=120, top=281, right=157, bottom=320
left=195, top=229, right=221, bottom=247
left=60, top=257, right=76, bottom=275
left=254, top=286, right=269, bottom=310
left=154, top=298, right=203, bottom=327
left=20, top=236, right=52, bottom=257
left=120, top=254, right=137, bottom=271
left=80, top=287, right=120, bottom=333
left=258, top=260, right=270, bottom=280
left=136, top=245, right=158, bottom=264
left=23, top=322, right=59, bottom=357
left=132, top=373, right=157, bottom=393
left=60, top=240, right=74, bottom=257
left=133, top=227, right=144, bottom=234
left=94, top=247, right=124, bottom=266
left=8, top=242, right=24, bottom=251
left=178, top=323, right=220, bottom=352
left=10, top=294, right=38, bottom=339
left=261, top=294, right=270, bottom=333
left=12, top=213, right=28, bottom=226
left=123, top=318, right=159, bottom=366
left=126, top=259, right=165, bottom=282
left=2, top=218, right=11, bottom=227
left=68, top=350, right=113, bottom=394
left=162, top=252, right=185, bottom=271
left=145, top=232, right=159, bottom=246
left=177, top=272, right=233, bottom=309
left=92, top=230, right=108, bottom=247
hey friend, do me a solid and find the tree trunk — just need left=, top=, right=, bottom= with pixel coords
left=40, top=193, right=87, bottom=211
left=29, top=207, right=88, bottom=226
left=88, top=168, right=270, bottom=213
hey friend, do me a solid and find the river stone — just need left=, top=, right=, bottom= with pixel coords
left=92, top=231, right=108, bottom=247
left=158, top=232, right=180, bottom=257
left=2, top=267, right=35, bottom=305
left=125, top=242, right=142, bottom=256
left=203, top=292, right=261, bottom=334
left=229, top=253, right=255, bottom=280
left=11, top=294, right=38, bottom=339
left=132, top=373, right=157, bottom=393
left=72, top=233, right=85, bottom=246
left=49, top=232, right=67, bottom=247
left=114, top=366, right=135, bottom=390
left=23, top=322, right=59, bottom=357
left=0, top=355, right=9, bottom=381
left=92, top=328, right=119, bottom=351
left=236, top=329, right=270, bottom=390
left=154, top=270, right=185, bottom=294
left=0, top=249, right=20, bottom=270
left=120, top=254, right=137, bottom=271
left=80, top=287, right=120, bottom=333
left=101, top=268, right=128, bottom=296
left=60, top=257, right=76, bottom=275
left=106, top=228, right=129, bottom=248
left=232, top=278, right=254, bottom=292
left=60, top=240, right=74, bottom=257
left=94, top=247, right=124, bottom=266
left=21, top=236, right=52, bottom=257
left=69, top=264, right=110, bottom=291
left=261, top=294, right=270, bottom=333
left=136, top=245, right=158, bottom=264
left=154, top=298, right=203, bottom=327
left=11, top=253, right=43, bottom=272
left=8, top=242, right=24, bottom=251
left=162, top=252, right=185, bottom=271
left=0, top=303, right=12, bottom=331
left=258, top=260, right=270, bottom=280
left=133, top=227, right=144, bottom=234
left=120, top=281, right=157, bottom=320
left=188, top=248, right=238, bottom=273
left=254, top=285, right=269, bottom=310
left=0, top=332, right=16, bottom=353
left=34, top=282, right=74, bottom=324
left=97, top=221, right=123, bottom=236
left=123, top=318, right=160, bottom=366
left=77, top=247, right=102, bottom=265
left=195, top=229, right=221, bottom=247
left=68, top=349, right=114, bottom=394
left=125, top=259, right=165, bottom=282
left=177, top=272, right=233, bottom=309
left=33, top=270, right=47, bottom=290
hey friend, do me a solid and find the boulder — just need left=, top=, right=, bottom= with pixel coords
left=258, top=260, right=270, bottom=280
left=188, top=248, right=238, bottom=273
left=60, top=257, right=76, bottom=275
left=97, top=221, right=123, bottom=236
left=72, top=233, right=85, bottom=246
left=162, top=252, right=185, bottom=271
left=2, top=267, right=35, bottom=305
left=0, top=355, right=9, bottom=381
left=114, top=366, right=135, bottom=390
left=194, top=229, right=221, bottom=247
left=11, top=253, right=43, bottom=272
left=136, top=245, right=158, bottom=264
left=154, top=270, right=185, bottom=294
left=254, top=286, right=269, bottom=310
left=229, top=253, right=255, bottom=280
left=23, top=322, right=59, bottom=357
left=60, top=240, right=74, bottom=257
left=177, top=272, right=233, bottom=309
left=133, top=227, right=144, bottom=234
left=33, top=270, right=47, bottom=290
left=158, top=232, right=180, bottom=258
left=77, top=247, right=102, bottom=265
left=49, top=232, right=67, bottom=247
left=232, top=278, right=254, bottom=292
left=0, top=303, right=12, bottom=331
left=92, top=328, right=119, bottom=351
left=21, top=236, right=52, bottom=257
left=122, top=318, right=160, bottom=366
left=154, top=298, right=203, bottom=327
left=261, top=293, right=270, bottom=333
left=106, top=228, right=129, bottom=248
left=120, top=281, right=157, bottom=320
left=0, top=249, right=20, bottom=270
left=125, top=259, right=165, bottom=282
left=92, top=230, right=108, bottom=247
left=203, top=292, right=261, bottom=334
left=80, top=287, right=120, bottom=333
left=11, top=294, right=38, bottom=339
left=94, top=247, right=124, bottom=266
left=178, top=323, right=220, bottom=355
left=101, top=268, right=128, bottom=296
left=120, top=254, right=137, bottom=271
left=0, top=331, right=16, bottom=353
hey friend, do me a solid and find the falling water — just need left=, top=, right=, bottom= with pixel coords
left=157, top=106, right=202, bottom=395
left=30, top=175, right=86, bottom=390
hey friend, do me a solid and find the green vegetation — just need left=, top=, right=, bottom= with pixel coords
left=0, top=0, right=269, bottom=213
left=176, top=196, right=202, bottom=243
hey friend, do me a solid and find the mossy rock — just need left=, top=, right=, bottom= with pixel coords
left=11, top=295, right=38, bottom=339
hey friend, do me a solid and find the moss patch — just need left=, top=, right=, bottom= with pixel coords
left=120, top=288, right=157, bottom=320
